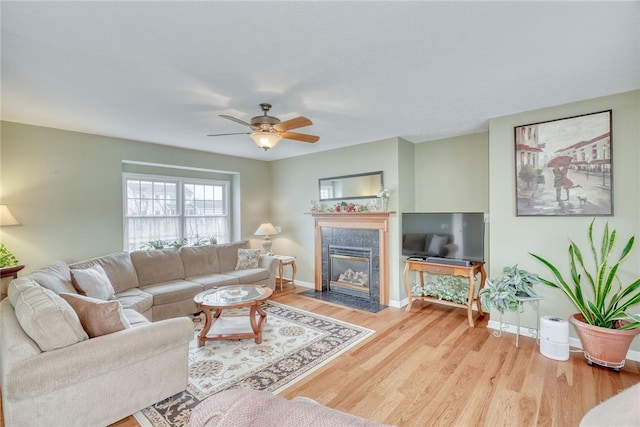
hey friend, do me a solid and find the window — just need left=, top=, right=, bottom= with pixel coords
left=123, top=174, right=229, bottom=251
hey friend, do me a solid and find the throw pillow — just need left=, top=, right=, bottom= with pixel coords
left=70, top=264, right=116, bottom=300
left=427, top=234, right=449, bottom=256
left=12, top=281, right=88, bottom=351
left=59, top=293, right=131, bottom=338
left=235, top=248, right=260, bottom=270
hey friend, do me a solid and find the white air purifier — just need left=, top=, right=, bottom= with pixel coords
left=540, top=315, right=569, bottom=361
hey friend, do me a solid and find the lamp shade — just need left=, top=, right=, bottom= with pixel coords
left=254, top=223, right=278, bottom=236
left=250, top=132, right=282, bottom=151
left=0, top=205, right=20, bottom=226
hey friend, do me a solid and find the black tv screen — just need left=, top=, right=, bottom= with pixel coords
left=401, top=212, right=486, bottom=262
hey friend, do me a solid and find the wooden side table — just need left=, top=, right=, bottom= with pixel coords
left=273, top=255, right=296, bottom=291
left=403, top=259, right=486, bottom=327
left=0, top=265, right=24, bottom=280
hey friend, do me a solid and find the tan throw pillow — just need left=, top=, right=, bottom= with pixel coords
left=235, top=248, right=260, bottom=270
left=12, top=282, right=88, bottom=351
left=70, top=264, right=115, bottom=300
left=59, top=293, right=131, bottom=338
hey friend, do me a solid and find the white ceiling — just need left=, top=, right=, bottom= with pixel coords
left=2, top=1, right=639, bottom=161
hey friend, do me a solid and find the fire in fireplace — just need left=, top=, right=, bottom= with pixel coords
left=328, top=245, right=372, bottom=300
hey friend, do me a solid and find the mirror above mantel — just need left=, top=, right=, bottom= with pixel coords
left=318, top=171, right=383, bottom=202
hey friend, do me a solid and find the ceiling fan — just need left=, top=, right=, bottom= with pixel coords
left=208, top=103, right=320, bottom=151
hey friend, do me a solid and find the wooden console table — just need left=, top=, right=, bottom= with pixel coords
left=403, top=259, right=486, bottom=327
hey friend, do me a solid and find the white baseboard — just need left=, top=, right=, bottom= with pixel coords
left=290, top=280, right=314, bottom=289
left=487, top=320, right=640, bottom=362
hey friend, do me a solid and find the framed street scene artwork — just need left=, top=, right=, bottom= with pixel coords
left=514, top=110, right=612, bottom=216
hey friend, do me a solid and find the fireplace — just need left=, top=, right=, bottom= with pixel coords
left=304, top=212, right=391, bottom=312
left=328, top=245, right=372, bottom=300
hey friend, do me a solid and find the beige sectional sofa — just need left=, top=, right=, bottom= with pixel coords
left=70, top=241, right=279, bottom=321
left=0, top=241, right=278, bottom=426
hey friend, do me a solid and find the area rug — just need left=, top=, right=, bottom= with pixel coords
left=134, top=301, right=375, bottom=427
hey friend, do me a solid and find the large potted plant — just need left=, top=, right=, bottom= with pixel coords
left=531, top=219, right=640, bottom=370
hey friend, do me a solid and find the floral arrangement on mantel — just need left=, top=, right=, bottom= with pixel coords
left=310, top=199, right=384, bottom=213
left=329, top=201, right=373, bottom=213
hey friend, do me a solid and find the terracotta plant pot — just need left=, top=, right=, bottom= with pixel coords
left=570, top=313, right=640, bottom=370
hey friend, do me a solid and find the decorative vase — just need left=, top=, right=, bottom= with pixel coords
left=570, top=313, right=640, bottom=370
left=379, top=197, right=388, bottom=212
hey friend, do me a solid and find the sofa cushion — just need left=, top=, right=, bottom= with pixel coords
left=115, top=287, right=154, bottom=314
left=29, top=261, right=77, bottom=294
left=186, top=274, right=240, bottom=289
left=180, top=245, right=221, bottom=276
left=130, top=248, right=186, bottom=287
left=7, top=277, right=38, bottom=307
left=235, top=248, right=261, bottom=270
left=59, top=293, right=131, bottom=338
left=224, top=268, right=270, bottom=284
left=123, top=308, right=151, bottom=327
left=216, top=241, right=250, bottom=273
left=139, top=280, right=203, bottom=306
left=70, top=264, right=116, bottom=300
left=10, top=279, right=88, bottom=351
left=70, top=251, right=140, bottom=293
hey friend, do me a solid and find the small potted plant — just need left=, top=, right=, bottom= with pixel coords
left=141, top=240, right=168, bottom=250
left=170, top=238, right=188, bottom=249
left=479, top=265, right=539, bottom=314
left=531, top=219, right=640, bottom=370
left=196, top=237, right=218, bottom=246
left=0, top=244, right=19, bottom=267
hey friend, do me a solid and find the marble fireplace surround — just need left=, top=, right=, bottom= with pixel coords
left=312, top=212, right=391, bottom=306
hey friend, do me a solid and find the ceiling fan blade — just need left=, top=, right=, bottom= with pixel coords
left=219, top=115, right=254, bottom=128
left=280, top=131, right=320, bottom=143
left=207, top=132, right=250, bottom=137
left=273, top=116, right=313, bottom=132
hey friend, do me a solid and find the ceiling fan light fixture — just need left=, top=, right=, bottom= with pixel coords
left=250, top=131, right=282, bottom=151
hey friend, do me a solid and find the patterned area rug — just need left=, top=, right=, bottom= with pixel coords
left=135, top=301, right=374, bottom=427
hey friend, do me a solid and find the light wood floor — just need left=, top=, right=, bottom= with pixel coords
left=4, top=287, right=640, bottom=426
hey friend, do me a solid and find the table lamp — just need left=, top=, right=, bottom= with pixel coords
left=254, top=223, right=279, bottom=255
left=0, top=205, right=20, bottom=227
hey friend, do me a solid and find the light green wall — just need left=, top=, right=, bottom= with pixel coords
left=414, top=132, right=489, bottom=212
left=488, top=89, right=640, bottom=350
left=270, top=138, right=405, bottom=300
left=0, top=121, right=271, bottom=272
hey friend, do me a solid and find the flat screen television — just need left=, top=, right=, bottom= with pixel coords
left=401, top=212, right=486, bottom=262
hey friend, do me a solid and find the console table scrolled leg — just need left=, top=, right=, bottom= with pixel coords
left=467, top=273, right=475, bottom=327
left=477, top=266, right=487, bottom=317
left=403, top=263, right=413, bottom=312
